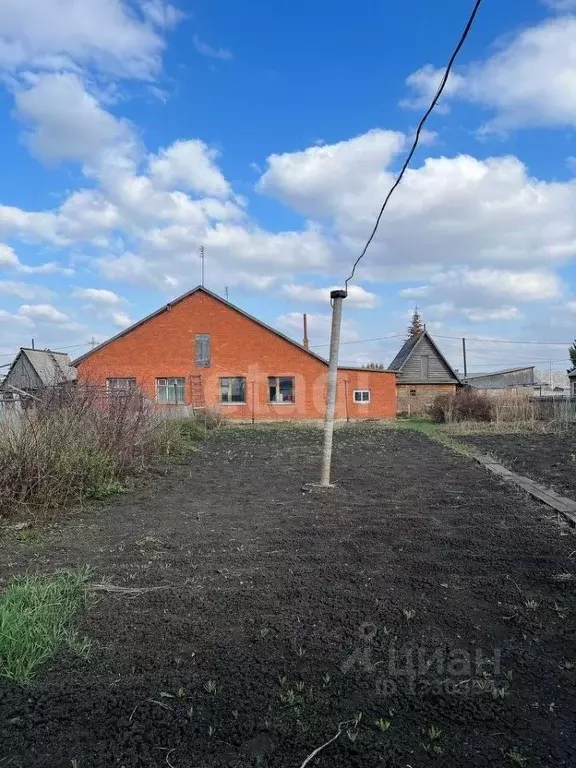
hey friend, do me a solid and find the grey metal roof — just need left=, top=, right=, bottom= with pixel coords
left=22, top=349, right=76, bottom=385
left=465, top=366, right=535, bottom=380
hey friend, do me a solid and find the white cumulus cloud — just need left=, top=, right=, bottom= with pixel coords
left=282, top=283, right=380, bottom=309
left=72, top=287, right=122, bottom=305
left=19, top=303, right=69, bottom=323
left=403, top=16, right=576, bottom=131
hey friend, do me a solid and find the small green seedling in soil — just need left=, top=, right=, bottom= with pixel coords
left=260, top=626, right=271, bottom=638
left=296, top=646, right=306, bottom=658
left=524, top=599, right=539, bottom=611
left=232, top=709, right=239, bottom=720
left=204, top=679, right=217, bottom=694
left=492, top=684, right=510, bottom=700
left=347, top=729, right=359, bottom=743
left=207, top=725, right=215, bottom=738
left=295, top=680, right=305, bottom=692
left=507, top=748, right=528, bottom=766
left=176, top=686, right=187, bottom=699
left=504, top=669, right=514, bottom=682
left=353, top=712, right=363, bottom=727
left=421, top=725, right=444, bottom=757
left=375, top=718, right=391, bottom=732
left=17, top=530, right=38, bottom=544
left=559, top=659, right=574, bottom=671
left=402, top=608, right=416, bottom=621
left=553, top=603, right=568, bottom=619
left=279, top=689, right=297, bottom=707
left=278, top=674, right=287, bottom=686
left=322, top=673, right=331, bottom=687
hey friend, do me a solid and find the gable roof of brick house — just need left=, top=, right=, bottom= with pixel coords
left=74, top=286, right=330, bottom=367
left=388, top=330, right=462, bottom=384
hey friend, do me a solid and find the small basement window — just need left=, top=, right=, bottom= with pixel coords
left=220, top=377, right=246, bottom=404
left=353, top=390, right=371, bottom=403
left=268, top=376, right=295, bottom=403
left=195, top=334, right=211, bottom=367
left=106, top=378, right=136, bottom=394
left=410, top=388, right=417, bottom=397
left=156, top=377, right=185, bottom=404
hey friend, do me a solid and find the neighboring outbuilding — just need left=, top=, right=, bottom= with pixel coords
left=388, top=330, right=461, bottom=413
left=569, top=368, right=576, bottom=395
left=0, top=348, right=77, bottom=402
left=73, top=286, right=397, bottom=421
left=464, top=366, right=536, bottom=390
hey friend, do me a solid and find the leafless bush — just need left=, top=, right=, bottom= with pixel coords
left=196, top=406, right=228, bottom=430
left=430, top=388, right=492, bottom=424
left=0, top=385, right=190, bottom=518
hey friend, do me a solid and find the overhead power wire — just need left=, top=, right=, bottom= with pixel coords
left=0, top=341, right=92, bottom=359
left=344, top=0, right=484, bottom=290
left=312, top=333, right=573, bottom=350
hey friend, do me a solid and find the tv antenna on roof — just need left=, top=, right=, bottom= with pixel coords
left=199, top=245, right=205, bottom=287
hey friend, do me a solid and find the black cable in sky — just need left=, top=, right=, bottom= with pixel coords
left=344, top=0, right=484, bottom=290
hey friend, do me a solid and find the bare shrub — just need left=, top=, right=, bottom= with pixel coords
left=430, top=388, right=492, bottom=424
left=196, top=406, right=228, bottom=430
left=0, top=385, right=197, bottom=517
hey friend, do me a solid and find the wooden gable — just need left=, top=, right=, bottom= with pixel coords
left=389, top=332, right=461, bottom=385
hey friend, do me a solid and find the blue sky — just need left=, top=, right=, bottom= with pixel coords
left=1, top=0, right=576, bottom=376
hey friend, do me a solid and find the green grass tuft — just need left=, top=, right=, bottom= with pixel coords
left=0, top=568, right=94, bottom=685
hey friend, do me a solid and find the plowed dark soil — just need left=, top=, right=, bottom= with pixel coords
left=1, top=426, right=575, bottom=768
left=457, top=432, right=576, bottom=500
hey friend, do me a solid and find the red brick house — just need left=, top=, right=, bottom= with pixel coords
left=74, top=286, right=396, bottom=421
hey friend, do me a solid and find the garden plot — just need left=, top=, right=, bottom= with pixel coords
left=456, top=431, right=576, bottom=501
left=0, top=426, right=575, bottom=768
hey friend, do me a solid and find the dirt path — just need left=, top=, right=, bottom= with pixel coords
left=1, top=426, right=575, bottom=768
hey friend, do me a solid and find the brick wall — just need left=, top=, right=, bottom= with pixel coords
left=76, top=290, right=397, bottom=421
left=396, top=383, right=457, bottom=415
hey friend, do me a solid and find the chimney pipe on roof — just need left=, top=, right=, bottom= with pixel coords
left=303, top=313, right=309, bottom=350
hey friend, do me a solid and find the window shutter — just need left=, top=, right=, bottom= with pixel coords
left=195, top=334, right=211, bottom=367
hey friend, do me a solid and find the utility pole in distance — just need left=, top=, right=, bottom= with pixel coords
left=320, top=289, right=347, bottom=487
left=462, top=337, right=468, bottom=379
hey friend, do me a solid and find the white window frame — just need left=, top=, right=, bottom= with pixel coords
left=353, top=389, right=371, bottom=404
left=220, top=376, right=246, bottom=404
left=106, top=377, right=137, bottom=394
left=156, top=377, right=185, bottom=404
left=268, top=376, right=295, bottom=404
left=572, top=380, right=576, bottom=396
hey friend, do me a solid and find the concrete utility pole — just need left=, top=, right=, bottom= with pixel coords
left=462, top=337, right=468, bottom=379
left=320, top=289, right=347, bottom=487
